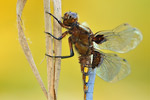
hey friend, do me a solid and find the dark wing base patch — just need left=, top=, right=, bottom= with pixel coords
left=92, top=51, right=103, bottom=69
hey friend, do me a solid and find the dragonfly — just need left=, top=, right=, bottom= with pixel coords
left=45, top=11, right=143, bottom=100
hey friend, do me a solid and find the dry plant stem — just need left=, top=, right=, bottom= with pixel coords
left=43, top=0, right=55, bottom=100
left=53, top=0, right=62, bottom=96
left=16, top=0, right=48, bottom=99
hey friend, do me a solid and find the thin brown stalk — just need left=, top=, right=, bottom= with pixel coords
left=43, top=0, right=55, bottom=100
left=16, top=0, right=48, bottom=99
left=52, top=0, right=62, bottom=97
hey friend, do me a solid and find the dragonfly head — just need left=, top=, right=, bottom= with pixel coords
left=62, top=11, right=78, bottom=26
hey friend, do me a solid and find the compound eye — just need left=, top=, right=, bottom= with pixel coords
left=69, top=15, right=72, bottom=19
left=64, top=13, right=69, bottom=17
left=65, top=12, right=68, bottom=15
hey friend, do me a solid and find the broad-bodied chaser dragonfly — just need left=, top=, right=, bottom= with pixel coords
left=45, top=11, right=143, bottom=100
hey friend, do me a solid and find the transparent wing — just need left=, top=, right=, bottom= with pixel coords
left=94, top=23, right=143, bottom=53
left=96, top=51, right=130, bottom=82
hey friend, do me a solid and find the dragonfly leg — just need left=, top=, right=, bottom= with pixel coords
left=46, top=12, right=70, bottom=29
left=45, top=31, right=69, bottom=40
left=45, top=36, right=74, bottom=59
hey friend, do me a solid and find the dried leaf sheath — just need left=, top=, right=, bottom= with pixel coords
left=16, top=0, right=48, bottom=99
left=43, top=0, right=56, bottom=100
left=52, top=0, right=62, bottom=96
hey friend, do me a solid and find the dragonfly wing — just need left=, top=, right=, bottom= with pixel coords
left=94, top=23, right=143, bottom=53
left=96, top=51, right=130, bottom=82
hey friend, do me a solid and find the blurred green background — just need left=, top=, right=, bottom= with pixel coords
left=0, top=0, right=149, bottom=100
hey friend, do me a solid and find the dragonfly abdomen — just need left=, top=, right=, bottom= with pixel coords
left=79, top=56, right=96, bottom=100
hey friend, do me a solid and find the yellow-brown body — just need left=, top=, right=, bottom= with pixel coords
left=70, top=24, right=94, bottom=56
